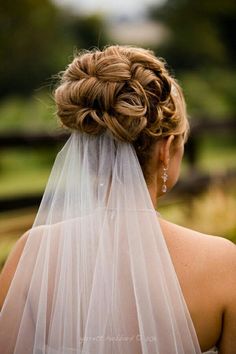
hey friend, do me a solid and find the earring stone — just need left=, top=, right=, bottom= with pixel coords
left=161, top=167, right=168, bottom=193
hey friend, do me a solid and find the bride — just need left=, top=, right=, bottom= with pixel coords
left=0, top=45, right=235, bottom=353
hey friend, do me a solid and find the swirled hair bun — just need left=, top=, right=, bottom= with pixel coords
left=54, top=45, right=188, bottom=181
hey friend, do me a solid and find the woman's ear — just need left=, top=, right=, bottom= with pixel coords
left=159, top=135, right=175, bottom=167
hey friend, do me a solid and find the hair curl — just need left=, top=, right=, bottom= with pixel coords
left=54, top=45, right=188, bottom=183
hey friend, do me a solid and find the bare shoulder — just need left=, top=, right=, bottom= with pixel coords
left=159, top=217, right=236, bottom=352
left=0, top=231, right=30, bottom=309
left=160, top=219, right=236, bottom=354
left=159, top=216, right=236, bottom=262
left=159, top=217, right=236, bottom=298
left=0, top=231, right=29, bottom=276
left=0, top=223, right=59, bottom=310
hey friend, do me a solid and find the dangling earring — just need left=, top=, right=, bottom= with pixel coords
left=161, top=166, right=168, bottom=193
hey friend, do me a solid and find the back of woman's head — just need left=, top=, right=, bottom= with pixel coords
left=54, top=45, right=188, bottom=182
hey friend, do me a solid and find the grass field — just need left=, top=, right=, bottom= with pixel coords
left=0, top=147, right=54, bottom=197
left=0, top=181, right=236, bottom=270
left=159, top=182, right=236, bottom=242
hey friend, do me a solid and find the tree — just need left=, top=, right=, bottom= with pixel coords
left=0, top=1, right=109, bottom=98
left=0, top=0, right=66, bottom=97
left=150, top=0, right=236, bottom=70
left=66, top=14, right=109, bottom=51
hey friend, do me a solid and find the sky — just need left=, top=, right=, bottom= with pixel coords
left=53, top=0, right=164, bottom=18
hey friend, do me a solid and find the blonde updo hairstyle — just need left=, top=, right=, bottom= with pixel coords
left=54, top=45, right=188, bottom=184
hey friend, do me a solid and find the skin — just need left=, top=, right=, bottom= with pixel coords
left=147, top=135, right=236, bottom=353
left=0, top=135, right=236, bottom=353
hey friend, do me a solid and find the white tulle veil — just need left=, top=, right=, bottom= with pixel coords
left=0, top=130, right=201, bottom=353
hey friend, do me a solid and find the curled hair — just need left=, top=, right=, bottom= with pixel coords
left=54, top=45, right=188, bottom=183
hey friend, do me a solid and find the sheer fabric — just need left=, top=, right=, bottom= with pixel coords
left=0, top=131, right=201, bottom=353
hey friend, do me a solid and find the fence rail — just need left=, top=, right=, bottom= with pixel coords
left=0, top=131, right=68, bottom=148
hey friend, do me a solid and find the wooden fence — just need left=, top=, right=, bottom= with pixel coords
left=0, top=118, right=236, bottom=211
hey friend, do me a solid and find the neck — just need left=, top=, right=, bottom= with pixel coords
left=147, top=183, right=158, bottom=209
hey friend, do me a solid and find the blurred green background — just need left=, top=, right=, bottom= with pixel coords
left=0, top=0, right=236, bottom=269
